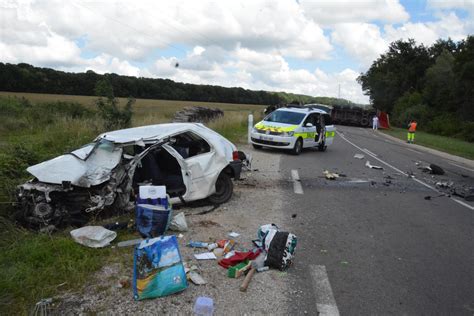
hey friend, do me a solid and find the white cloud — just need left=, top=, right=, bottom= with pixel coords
left=385, top=12, right=469, bottom=46
left=427, top=0, right=474, bottom=15
left=300, top=0, right=409, bottom=25
left=331, top=23, right=388, bottom=66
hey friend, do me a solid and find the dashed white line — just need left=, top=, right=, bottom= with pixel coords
left=363, top=148, right=378, bottom=157
left=338, top=131, right=474, bottom=211
left=310, top=265, right=340, bottom=316
left=291, top=169, right=304, bottom=194
left=448, top=162, right=474, bottom=173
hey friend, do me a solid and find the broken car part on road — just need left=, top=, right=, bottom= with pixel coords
left=15, top=123, right=248, bottom=229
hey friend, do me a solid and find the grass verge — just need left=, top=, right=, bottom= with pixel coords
left=381, top=127, right=474, bottom=160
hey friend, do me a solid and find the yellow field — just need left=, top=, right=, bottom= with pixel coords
left=0, top=91, right=266, bottom=124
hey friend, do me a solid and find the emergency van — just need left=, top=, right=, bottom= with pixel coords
left=250, top=106, right=336, bottom=155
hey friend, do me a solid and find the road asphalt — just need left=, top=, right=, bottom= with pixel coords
left=261, top=126, right=474, bottom=315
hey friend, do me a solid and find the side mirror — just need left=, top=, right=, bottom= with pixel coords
left=305, top=123, right=313, bottom=127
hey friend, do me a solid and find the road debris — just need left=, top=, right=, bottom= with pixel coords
left=365, top=161, right=383, bottom=170
left=117, top=238, right=143, bottom=248
left=430, top=164, right=445, bottom=175
left=169, top=212, right=188, bottom=232
left=188, top=271, right=207, bottom=285
left=194, top=252, right=217, bottom=260
left=194, top=297, right=214, bottom=316
left=228, top=231, right=240, bottom=238
left=32, top=298, right=52, bottom=316
left=133, top=236, right=187, bottom=300
left=70, top=226, right=117, bottom=248
left=188, top=241, right=209, bottom=248
left=323, top=170, right=339, bottom=180
left=354, top=153, right=365, bottom=159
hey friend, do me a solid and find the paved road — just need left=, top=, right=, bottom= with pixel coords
left=264, top=126, right=474, bottom=315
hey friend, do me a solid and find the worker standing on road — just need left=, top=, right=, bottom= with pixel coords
left=372, top=115, right=379, bottom=130
left=407, top=120, right=417, bottom=143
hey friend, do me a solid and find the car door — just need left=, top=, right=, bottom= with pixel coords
left=323, top=114, right=336, bottom=146
left=167, top=131, right=217, bottom=200
left=301, top=113, right=317, bottom=148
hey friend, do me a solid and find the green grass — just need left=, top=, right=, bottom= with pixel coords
left=0, top=92, right=265, bottom=314
left=381, top=127, right=474, bottom=160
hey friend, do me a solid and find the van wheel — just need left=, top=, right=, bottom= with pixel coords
left=209, top=172, right=233, bottom=204
left=252, top=144, right=262, bottom=149
left=291, top=138, right=303, bottom=155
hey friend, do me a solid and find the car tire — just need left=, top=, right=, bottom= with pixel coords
left=252, top=144, right=262, bottom=149
left=291, top=138, right=303, bottom=155
left=208, top=171, right=233, bottom=204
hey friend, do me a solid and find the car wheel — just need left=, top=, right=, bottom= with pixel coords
left=291, top=138, right=303, bottom=155
left=208, top=171, right=233, bottom=204
left=252, top=143, right=262, bottom=149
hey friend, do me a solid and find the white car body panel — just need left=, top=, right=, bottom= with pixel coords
left=26, top=123, right=237, bottom=203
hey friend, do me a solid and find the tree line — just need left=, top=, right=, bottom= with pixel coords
left=0, top=62, right=281, bottom=105
left=358, top=35, right=474, bottom=141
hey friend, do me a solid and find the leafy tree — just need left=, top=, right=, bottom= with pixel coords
left=422, top=49, right=456, bottom=112
left=358, top=39, right=431, bottom=113
left=95, top=78, right=134, bottom=130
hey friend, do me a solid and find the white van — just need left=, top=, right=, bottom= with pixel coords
left=250, top=106, right=336, bottom=155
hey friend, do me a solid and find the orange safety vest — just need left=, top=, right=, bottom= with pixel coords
left=408, top=122, right=417, bottom=132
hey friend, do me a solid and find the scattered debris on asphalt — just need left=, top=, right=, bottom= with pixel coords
left=452, top=187, right=474, bottom=201
left=70, top=226, right=117, bottom=248
left=323, top=170, right=339, bottom=180
left=430, top=164, right=445, bottom=175
left=354, top=153, right=365, bottom=159
left=436, top=181, right=453, bottom=188
left=365, top=161, right=383, bottom=170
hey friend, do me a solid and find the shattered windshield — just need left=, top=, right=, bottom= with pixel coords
left=264, top=111, right=305, bottom=125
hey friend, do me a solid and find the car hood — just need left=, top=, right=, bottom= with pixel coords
left=255, top=121, right=298, bottom=131
left=27, top=143, right=123, bottom=188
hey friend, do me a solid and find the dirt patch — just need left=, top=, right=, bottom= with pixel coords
left=53, top=147, right=291, bottom=315
left=195, top=220, right=221, bottom=227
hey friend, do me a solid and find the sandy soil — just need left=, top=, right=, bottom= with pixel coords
left=53, top=147, right=293, bottom=315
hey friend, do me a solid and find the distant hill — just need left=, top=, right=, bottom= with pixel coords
left=0, top=62, right=362, bottom=107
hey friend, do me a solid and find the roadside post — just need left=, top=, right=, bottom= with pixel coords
left=248, top=114, right=253, bottom=144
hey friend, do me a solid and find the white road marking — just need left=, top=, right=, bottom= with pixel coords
left=291, top=169, right=304, bottom=194
left=448, top=162, right=474, bottom=173
left=338, top=131, right=474, bottom=211
left=310, top=265, right=340, bottom=316
left=363, top=148, right=378, bottom=157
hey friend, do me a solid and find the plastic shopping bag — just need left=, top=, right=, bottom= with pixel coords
left=133, top=235, right=188, bottom=300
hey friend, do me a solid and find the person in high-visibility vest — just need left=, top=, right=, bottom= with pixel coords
left=407, top=120, right=417, bottom=143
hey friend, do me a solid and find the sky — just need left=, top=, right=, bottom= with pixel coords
left=1, top=0, right=473, bottom=104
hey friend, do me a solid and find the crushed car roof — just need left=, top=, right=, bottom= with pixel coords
left=96, top=123, right=209, bottom=143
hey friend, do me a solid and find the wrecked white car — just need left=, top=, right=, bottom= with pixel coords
left=16, top=123, right=245, bottom=228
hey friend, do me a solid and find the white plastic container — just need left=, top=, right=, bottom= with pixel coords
left=194, top=296, right=214, bottom=316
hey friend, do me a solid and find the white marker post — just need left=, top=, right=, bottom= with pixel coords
left=248, top=114, right=253, bottom=144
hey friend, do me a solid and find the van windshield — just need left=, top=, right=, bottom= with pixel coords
left=264, top=111, right=306, bottom=125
